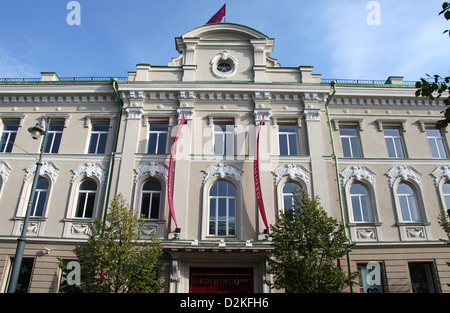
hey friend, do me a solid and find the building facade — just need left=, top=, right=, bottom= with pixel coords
left=0, top=23, right=449, bottom=293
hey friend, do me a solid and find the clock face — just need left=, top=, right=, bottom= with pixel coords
left=217, top=62, right=233, bottom=73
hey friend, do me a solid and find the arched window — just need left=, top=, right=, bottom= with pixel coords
left=397, top=183, right=420, bottom=222
left=140, top=180, right=161, bottom=219
left=75, top=179, right=97, bottom=218
left=209, top=181, right=236, bottom=236
left=31, top=177, right=49, bottom=217
left=282, top=182, right=301, bottom=212
left=443, top=183, right=450, bottom=211
left=350, top=183, right=373, bottom=222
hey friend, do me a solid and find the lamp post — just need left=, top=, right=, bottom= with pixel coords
left=7, top=117, right=51, bottom=293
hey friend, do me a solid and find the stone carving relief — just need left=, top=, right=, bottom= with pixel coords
left=340, top=165, right=376, bottom=187
left=356, top=228, right=376, bottom=240
left=273, top=164, right=310, bottom=186
left=0, top=161, right=11, bottom=183
left=202, top=162, right=243, bottom=184
left=431, top=166, right=450, bottom=187
left=24, top=161, right=59, bottom=183
left=71, top=162, right=106, bottom=184
left=386, top=165, right=421, bottom=187
left=135, top=162, right=168, bottom=183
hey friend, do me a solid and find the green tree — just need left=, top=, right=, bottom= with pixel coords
left=267, top=189, right=358, bottom=293
left=415, top=2, right=450, bottom=129
left=438, top=209, right=450, bottom=287
left=73, top=193, right=165, bottom=293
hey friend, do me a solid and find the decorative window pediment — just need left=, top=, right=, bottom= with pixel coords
left=202, top=162, right=242, bottom=184
left=273, top=164, right=310, bottom=186
left=386, top=165, right=421, bottom=187
left=340, top=165, right=376, bottom=187
left=431, top=166, right=450, bottom=187
left=134, top=162, right=168, bottom=183
left=24, top=161, right=59, bottom=183
left=0, top=161, right=11, bottom=183
left=71, top=162, right=106, bottom=184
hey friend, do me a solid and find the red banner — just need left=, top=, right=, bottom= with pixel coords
left=206, top=4, right=226, bottom=24
left=254, top=116, right=269, bottom=231
left=168, top=115, right=185, bottom=230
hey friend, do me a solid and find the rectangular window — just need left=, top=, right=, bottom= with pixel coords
left=44, top=122, right=64, bottom=154
left=214, top=123, right=234, bottom=156
left=384, top=128, right=405, bottom=158
left=7, top=257, right=34, bottom=293
left=0, top=122, right=19, bottom=153
left=340, top=127, right=361, bottom=158
left=88, top=123, right=109, bottom=154
left=408, top=262, right=436, bottom=293
left=147, top=123, right=168, bottom=154
left=278, top=125, right=298, bottom=156
left=426, top=129, right=448, bottom=159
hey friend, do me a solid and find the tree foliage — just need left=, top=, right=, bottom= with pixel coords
left=415, top=2, right=450, bottom=129
left=438, top=209, right=450, bottom=286
left=267, top=189, right=358, bottom=293
left=73, top=193, right=165, bottom=293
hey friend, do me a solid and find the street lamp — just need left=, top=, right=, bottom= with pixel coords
left=7, top=117, right=51, bottom=293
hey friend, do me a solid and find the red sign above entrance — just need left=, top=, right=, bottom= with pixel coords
left=189, top=268, right=253, bottom=293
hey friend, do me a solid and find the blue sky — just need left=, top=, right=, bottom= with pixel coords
left=0, top=0, right=448, bottom=81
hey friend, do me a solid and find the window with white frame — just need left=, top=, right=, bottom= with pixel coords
left=44, top=122, right=64, bottom=154
left=278, top=124, right=298, bottom=156
left=147, top=123, right=168, bottom=154
left=31, top=177, right=49, bottom=217
left=350, top=183, right=373, bottom=222
left=140, top=180, right=161, bottom=219
left=0, top=121, right=19, bottom=153
left=397, top=183, right=421, bottom=222
left=214, top=123, right=234, bottom=156
left=426, top=129, right=448, bottom=159
left=208, top=180, right=236, bottom=236
left=384, top=128, right=405, bottom=158
left=282, top=182, right=301, bottom=212
left=340, top=127, right=362, bottom=158
left=88, top=123, right=109, bottom=154
left=75, top=179, right=97, bottom=218
left=443, top=183, right=450, bottom=211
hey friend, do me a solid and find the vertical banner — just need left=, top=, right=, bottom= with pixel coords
left=168, top=115, right=185, bottom=231
left=254, top=116, right=269, bottom=232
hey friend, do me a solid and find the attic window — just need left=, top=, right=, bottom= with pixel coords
left=217, top=62, right=233, bottom=73
left=210, top=51, right=237, bottom=79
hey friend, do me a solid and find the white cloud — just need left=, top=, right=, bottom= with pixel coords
left=0, top=47, right=39, bottom=78
left=320, top=0, right=450, bottom=81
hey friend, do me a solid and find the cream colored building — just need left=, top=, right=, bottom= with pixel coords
left=0, top=23, right=449, bottom=293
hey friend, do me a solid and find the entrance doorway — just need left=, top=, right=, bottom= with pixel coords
left=189, top=267, right=253, bottom=293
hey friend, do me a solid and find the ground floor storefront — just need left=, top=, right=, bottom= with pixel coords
left=0, top=239, right=449, bottom=293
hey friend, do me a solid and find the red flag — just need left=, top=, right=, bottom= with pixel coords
left=254, top=116, right=269, bottom=231
left=168, top=115, right=185, bottom=231
left=206, top=4, right=226, bottom=24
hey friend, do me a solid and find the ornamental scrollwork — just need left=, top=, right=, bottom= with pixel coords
left=431, top=166, right=450, bottom=187
left=340, top=165, right=376, bottom=187
left=24, top=161, right=59, bottom=183
left=386, top=165, right=421, bottom=187
left=134, top=162, right=168, bottom=183
left=273, top=164, right=310, bottom=186
left=71, top=162, right=106, bottom=184
left=202, top=162, right=243, bottom=184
